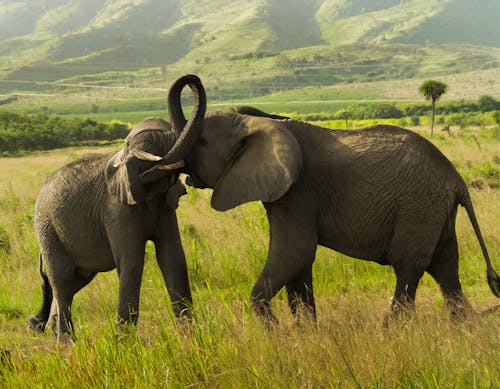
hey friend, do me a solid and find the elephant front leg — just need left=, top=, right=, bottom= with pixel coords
left=154, top=210, right=193, bottom=321
left=116, top=256, right=145, bottom=326
left=251, top=202, right=318, bottom=324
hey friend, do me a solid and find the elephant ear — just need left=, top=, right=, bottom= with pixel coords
left=105, top=151, right=145, bottom=205
left=211, top=122, right=302, bottom=211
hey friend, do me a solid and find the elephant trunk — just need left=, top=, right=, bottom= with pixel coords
left=140, top=74, right=206, bottom=183
left=163, top=74, right=206, bottom=164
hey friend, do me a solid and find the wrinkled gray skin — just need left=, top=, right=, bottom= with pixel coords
left=28, top=75, right=206, bottom=341
left=149, top=75, right=500, bottom=323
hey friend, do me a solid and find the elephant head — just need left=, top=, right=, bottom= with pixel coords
left=161, top=76, right=302, bottom=211
left=105, top=74, right=206, bottom=205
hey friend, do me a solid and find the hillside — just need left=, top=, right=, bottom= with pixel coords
left=0, top=0, right=499, bottom=103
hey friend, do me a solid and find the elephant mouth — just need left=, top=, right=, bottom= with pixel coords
left=185, top=174, right=208, bottom=189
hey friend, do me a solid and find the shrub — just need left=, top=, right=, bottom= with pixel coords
left=0, top=110, right=130, bottom=153
left=492, top=110, right=500, bottom=126
left=0, top=225, right=11, bottom=255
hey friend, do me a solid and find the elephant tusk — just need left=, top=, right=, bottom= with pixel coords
left=112, top=150, right=124, bottom=168
left=131, top=149, right=163, bottom=161
left=158, top=160, right=185, bottom=170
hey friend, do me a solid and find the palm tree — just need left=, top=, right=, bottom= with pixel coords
left=336, top=109, right=349, bottom=129
left=418, top=80, right=448, bottom=137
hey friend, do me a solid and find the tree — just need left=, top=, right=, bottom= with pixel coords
left=335, top=109, right=350, bottom=129
left=492, top=110, right=500, bottom=127
left=478, top=95, right=500, bottom=112
left=418, top=80, right=448, bottom=137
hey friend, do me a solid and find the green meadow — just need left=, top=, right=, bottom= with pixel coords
left=0, top=118, right=499, bottom=387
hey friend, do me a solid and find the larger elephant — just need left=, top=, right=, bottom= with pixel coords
left=146, top=75, right=499, bottom=322
left=28, top=75, right=206, bottom=340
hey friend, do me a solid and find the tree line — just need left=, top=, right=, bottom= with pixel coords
left=299, top=95, right=500, bottom=122
left=0, top=111, right=129, bottom=154
left=1, top=94, right=499, bottom=154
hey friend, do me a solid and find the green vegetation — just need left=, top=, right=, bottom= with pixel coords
left=1, top=94, right=499, bottom=155
left=0, top=110, right=129, bottom=155
left=1, top=1, right=500, bottom=104
left=0, top=109, right=499, bottom=387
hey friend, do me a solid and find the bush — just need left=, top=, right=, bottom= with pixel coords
left=335, top=103, right=403, bottom=120
left=0, top=110, right=131, bottom=153
left=492, top=110, right=500, bottom=126
left=0, top=225, right=11, bottom=255
left=410, top=116, right=420, bottom=126
left=478, top=95, right=500, bottom=112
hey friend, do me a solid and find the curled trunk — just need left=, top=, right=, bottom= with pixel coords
left=141, top=74, right=206, bottom=183
left=163, top=74, right=206, bottom=164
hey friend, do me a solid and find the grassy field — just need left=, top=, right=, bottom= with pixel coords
left=0, top=123, right=499, bottom=387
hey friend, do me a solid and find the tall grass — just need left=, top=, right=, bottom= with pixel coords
left=0, top=128, right=498, bottom=387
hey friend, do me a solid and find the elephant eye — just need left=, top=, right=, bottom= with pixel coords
left=199, top=137, right=207, bottom=146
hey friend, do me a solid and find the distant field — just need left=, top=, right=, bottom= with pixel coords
left=325, top=68, right=500, bottom=101
left=0, top=122, right=498, bottom=387
left=3, top=67, right=500, bottom=119
left=58, top=110, right=169, bottom=125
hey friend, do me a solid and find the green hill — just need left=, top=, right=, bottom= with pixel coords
left=317, top=0, right=500, bottom=47
left=0, top=0, right=499, bottom=104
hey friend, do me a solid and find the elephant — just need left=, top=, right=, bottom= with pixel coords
left=144, top=74, right=500, bottom=323
left=28, top=75, right=206, bottom=340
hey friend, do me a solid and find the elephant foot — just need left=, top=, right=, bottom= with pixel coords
left=292, top=315, right=318, bottom=330
left=262, top=315, right=279, bottom=331
left=250, top=296, right=279, bottom=329
left=291, top=306, right=317, bottom=329
left=56, top=332, right=76, bottom=346
left=445, top=297, right=473, bottom=321
left=176, top=310, right=193, bottom=331
left=116, top=310, right=139, bottom=327
left=27, top=315, right=47, bottom=333
left=173, top=304, right=193, bottom=322
left=255, top=308, right=279, bottom=330
left=53, top=327, right=76, bottom=344
left=383, top=305, right=415, bottom=328
left=0, top=350, right=13, bottom=372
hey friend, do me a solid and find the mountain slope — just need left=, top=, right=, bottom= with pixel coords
left=0, top=0, right=498, bottom=100
left=392, top=0, right=500, bottom=47
left=316, top=0, right=500, bottom=47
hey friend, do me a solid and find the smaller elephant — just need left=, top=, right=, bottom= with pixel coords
left=28, top=79, right=205, bottom=341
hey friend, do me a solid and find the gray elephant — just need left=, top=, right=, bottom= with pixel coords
left=145, top=75, right=499, bottom=323
left=28, top=77, right=206, bottom=340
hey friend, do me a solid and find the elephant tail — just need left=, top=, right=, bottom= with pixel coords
left=27, top=254, right=53, bottom=332
left=459, top=189, right=500, bottom=297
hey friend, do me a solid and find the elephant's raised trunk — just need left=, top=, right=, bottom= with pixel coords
left=163, top=74, right=206, bottom=163
left=141, top=74, right=206, bottom=183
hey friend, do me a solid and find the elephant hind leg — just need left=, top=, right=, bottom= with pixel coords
left=387, top=215, right=448, bottom=317
left=47, top=266, right=96, bottom=342
left=28, top=255, right=53, bottom=333
left=286, top=267, right=316, bottom=322
left=48, top=272, right=96, bottom=342
left=427, top=231, right=471, bottom=318
left=391, top=262, right=426, bottom=318
left=387, top=228, right=436, bottom=318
